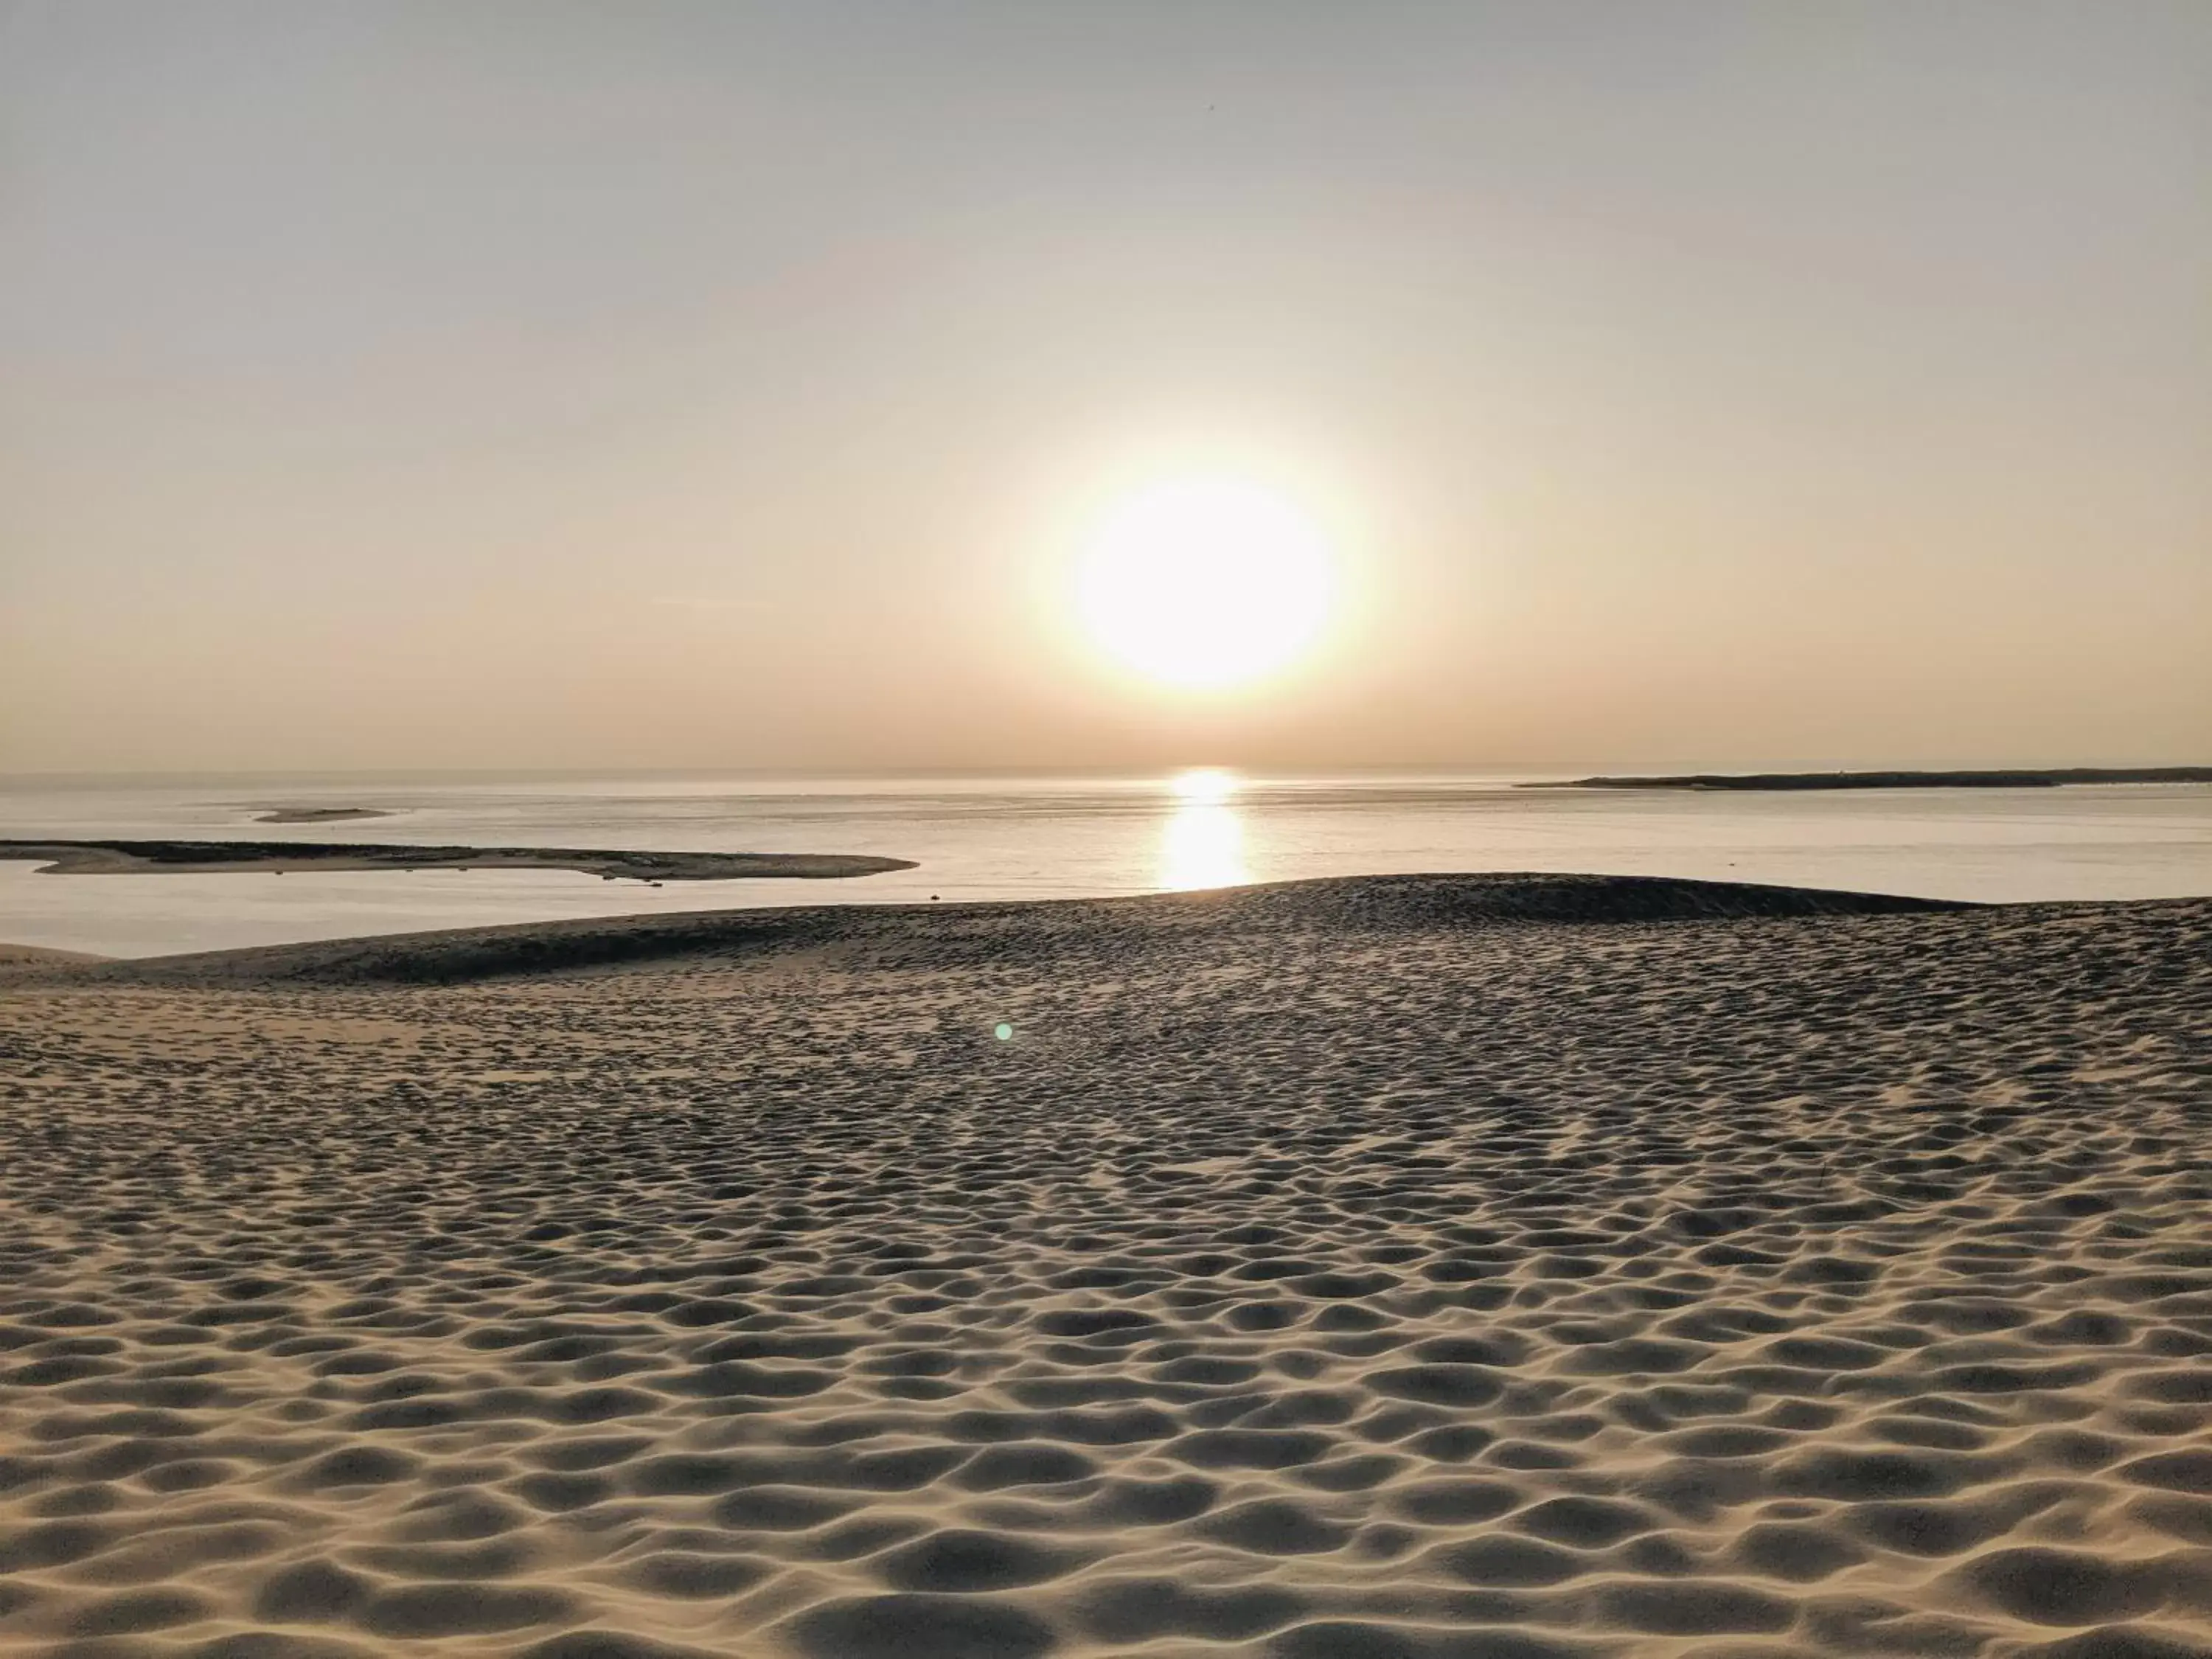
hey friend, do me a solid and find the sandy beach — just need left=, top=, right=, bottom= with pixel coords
left=2, top=874, right=2208, bottom=1659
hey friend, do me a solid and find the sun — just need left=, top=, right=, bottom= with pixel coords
left=1077, top=476, right=1337, bottom=689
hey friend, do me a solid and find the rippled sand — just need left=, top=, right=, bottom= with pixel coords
left=3, top=874, right=2208, bottom=1659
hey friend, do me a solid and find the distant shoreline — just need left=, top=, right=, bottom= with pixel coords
left=1526, top=765, right=2212, bottom=792
left=0, top=838, right=914, bottom=883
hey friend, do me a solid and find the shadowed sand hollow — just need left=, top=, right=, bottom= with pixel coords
left=1, top=874, right=2208, bottom=1658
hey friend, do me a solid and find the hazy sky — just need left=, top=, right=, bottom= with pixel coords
left=4, top=1, right=2207, bottom=773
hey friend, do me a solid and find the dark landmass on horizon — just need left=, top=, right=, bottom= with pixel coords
left=0, top=838, right=914, bottom=883
left=1529, top=765, right=2212, bottom=791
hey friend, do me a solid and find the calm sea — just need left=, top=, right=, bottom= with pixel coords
left=4, top=771, right=2208, bottom=958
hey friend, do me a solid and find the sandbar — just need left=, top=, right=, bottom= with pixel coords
left=248, top=806, right=397, bottom=824
left=0, top=837, right=914, bottom=883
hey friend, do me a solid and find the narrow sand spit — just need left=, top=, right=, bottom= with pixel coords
left=0, top=841, right=913, bottom=883
left=1, top=873, right=2207, bottom=1659
left=249, top=810, right=398, bottom=826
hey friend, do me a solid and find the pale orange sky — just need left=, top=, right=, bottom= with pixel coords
left=3, top=2, right=2207, bottom=775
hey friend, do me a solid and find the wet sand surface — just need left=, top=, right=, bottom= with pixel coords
left=1, top=874, right=2208, bottom=1659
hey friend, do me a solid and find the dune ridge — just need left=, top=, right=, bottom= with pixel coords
left=77, top=873, right=1966, bottom=987
left=1, top=874, right=2208, bottom=1658
left=0, top=942, right=108, bottom=975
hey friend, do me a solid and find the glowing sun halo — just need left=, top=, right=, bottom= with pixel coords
left=1078, top=477, right=1336, bottom=689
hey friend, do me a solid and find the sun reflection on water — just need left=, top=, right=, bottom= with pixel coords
left=1160, top=768, right=1249, bottom=891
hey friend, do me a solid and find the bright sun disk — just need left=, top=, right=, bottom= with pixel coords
left=1078, top=477, right=1336, bottom=689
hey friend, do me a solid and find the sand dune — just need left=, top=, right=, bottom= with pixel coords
left=1, top=874, right=2208, bottom=1658
left=95, top=874, right=1962, bottom=987
left=0, top=942, right=108, bottom=976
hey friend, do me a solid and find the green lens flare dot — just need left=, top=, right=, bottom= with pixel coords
left=994, top=1023, right=1014, bottom=1041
